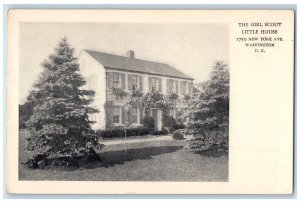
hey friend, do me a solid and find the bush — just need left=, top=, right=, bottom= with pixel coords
left=174, top=123, right=185, bottom=130
left=172, top=129, right=185, bottom=140
left=97, top=126, right=152, bottom=139
left=162, top=115, right=177, bottom=132
left=185, top=130, right=228, bottom=150
left=153, top=127, right=169, bottom=135
left=141, top=116, right=155, bottom=131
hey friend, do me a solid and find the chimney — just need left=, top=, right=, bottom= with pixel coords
left=127, top=50, right=135, bottom=59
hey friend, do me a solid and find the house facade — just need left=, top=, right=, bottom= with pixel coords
left=78, top=50, right=193, bottom=131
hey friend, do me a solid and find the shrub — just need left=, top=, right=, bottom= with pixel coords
left=141, top=116, right=155, bottom=131
left=168, top=93, right=179, bottom=101
left=153, top=127, right=169, bottom=135
left=162, top=115, right=177, bottom=132
left=97, top=126, right=151, bottom=139
left=174, top=123, right=185, bottom=130
left=112, top=87, right=128, bottom=98
left=172, top=129, right=185, bottom=140
left=185, top=130, right=228, bottom=150
left=131, top=90, right=143, bottom=98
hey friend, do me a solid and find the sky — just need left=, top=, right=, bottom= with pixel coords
left=19, top=22, right=229, bottom=104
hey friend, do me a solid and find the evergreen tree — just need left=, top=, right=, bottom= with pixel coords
left=26, top=37, right=100, bottom=158
left=186, top=61, right=229, bottom=150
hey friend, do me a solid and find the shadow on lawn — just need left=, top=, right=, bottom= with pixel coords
left=99, top=145, right=183, bottom=168
left=45, top=145, right=183, bottom=171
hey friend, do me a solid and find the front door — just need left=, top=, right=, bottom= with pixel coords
left=151, top=109, right=158, bottom=131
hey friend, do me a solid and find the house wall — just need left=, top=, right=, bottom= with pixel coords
left=78, top=51, right=106, bottom=130
left=106, top=69, right=193, bottom=95
left=78, top=50, right=193, bottom=131
left=106, top=69, right=193, bottom=130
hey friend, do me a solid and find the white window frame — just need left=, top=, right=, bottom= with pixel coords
left=182, top=81, right=188, bottom=94
left=131, top=107, right=139, bottom=124
left=112, top=106, right=121, bottom=124
left=131, top=75, right=139, bottom=91
left=151, top=77, right=159, bottom=92
left=112, top=73, right=121, bottom=88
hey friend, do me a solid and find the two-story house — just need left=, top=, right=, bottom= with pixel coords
left=78, top=50, right=193, bottom=131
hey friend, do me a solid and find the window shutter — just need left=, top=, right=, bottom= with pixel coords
left=106, top=105, right=113, bottom=128
left=139, top=107, right=144, bottom=124
left=107, top=72, right=113, bottom=89
left=180, top=81, right=184, bottom=94
left=128, top=75, right=132, bottom=90
left=148, top=77, right=152, bottom=92
left=139, top=76, right=143, bottom=92
left=121, top=106, right=126, bottom=125
left=188, top=82, right=192, bottom=94
left=120, top=74, right=125, bottom=90
left=128, top=106, right=132, bottom=125
left=175, top=81, right=179, bottom=94
left=158, top=78, right=162, bottom=92
left=167, top=79, right=171, bottom=93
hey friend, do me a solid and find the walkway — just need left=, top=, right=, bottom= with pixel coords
left=100, top=135, right=173, bottom=146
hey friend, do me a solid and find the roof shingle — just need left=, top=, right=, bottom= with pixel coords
left=84, top=50, right=193, bottom=80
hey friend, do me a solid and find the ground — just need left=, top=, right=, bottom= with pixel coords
left=19, top=130, right=228, bottom=181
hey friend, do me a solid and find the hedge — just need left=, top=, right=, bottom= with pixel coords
left=96, top=126, right=170, bottom=139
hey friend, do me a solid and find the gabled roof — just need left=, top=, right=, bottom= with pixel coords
left=84, top=50, right=193, bottom=80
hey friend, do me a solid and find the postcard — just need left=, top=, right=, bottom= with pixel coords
left=6, top=9, right=294, bottom=194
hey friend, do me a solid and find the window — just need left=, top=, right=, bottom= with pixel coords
left=132, top=75, right=138, bottom=90
left=167, top=79, right=178, bottom=94
left=112, top=73, right=120, bottom=88
left=113, top=106, right=120, bottom=124
left=180, top=81, right=188, bottom=94
left=148, top=77, right=161, bottom=92
left=151, top=78, right=156, bottom=91
left=131, top=107, right=138, bottom=123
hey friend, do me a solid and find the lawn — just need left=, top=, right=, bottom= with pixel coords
left=19, top=130, right=228, bottom=181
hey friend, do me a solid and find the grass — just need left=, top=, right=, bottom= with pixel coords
left=19, top=130, right=228, bottom=181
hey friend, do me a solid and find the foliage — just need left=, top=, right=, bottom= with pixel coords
left=172, top=129, right=185, bottom=140
left=97, top=126, right=151, bottom=139
left=187, top=131, right=228, bottom=150
left=104, top=101, right=115, bottom=129
left=25, top=37, right=101, bottom=159
left=152, top=127, right=169, bottom=135
left=112, top=87, right=128, bottom=98
left=185, top=61, right=229, bottom=150
left=162, top=115, right=177, bottom=133
left=131, top=90, right=143, bottom=98
left=183, top=95, right=191, bottom=101
left=141, top=116, right=155, bottom=132
left=141, top=91, right=166, bottom=109
left=19, top=101, right=34, bottom=129
left=167, top=93, right=179, bottom=101
left=174, top=123, right=185, bottom=130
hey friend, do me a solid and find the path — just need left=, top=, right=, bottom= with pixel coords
left=100, top=135, right=173, bottom=146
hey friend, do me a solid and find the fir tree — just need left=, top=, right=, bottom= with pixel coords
left=186, top=61, right=229, bottom=150
left=26, top=37, right=100, bottom=158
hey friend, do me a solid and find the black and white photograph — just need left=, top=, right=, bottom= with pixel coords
left=6, top=9, right=294, bottom=195
left=18, top=22, right=229, bottom=181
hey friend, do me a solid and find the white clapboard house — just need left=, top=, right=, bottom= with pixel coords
left=78, top=50, right=193, bottom=130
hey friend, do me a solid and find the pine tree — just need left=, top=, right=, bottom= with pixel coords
left=26, top=37, right=100, bottom=159
left=186, top=61, right=229, bottom=150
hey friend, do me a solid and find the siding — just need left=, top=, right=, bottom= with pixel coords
left=78, top=51, right=107, bottom=130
